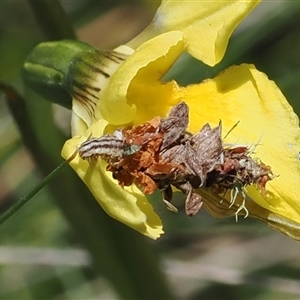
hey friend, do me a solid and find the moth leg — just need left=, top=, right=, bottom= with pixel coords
left=162, top=185, right=178, bottom=213
left=220, top=189, right=227, bottom=203
left=229, top=186, right=239, bottom=208
left=163, top=200, right=178, bottom=213
left=185, top=192, right=203, bottom=217
left=234, top=189, right=249, bottom=222
left=176, top=181, right=203, bottom=216
left=184, top=183, right=193, bottom=215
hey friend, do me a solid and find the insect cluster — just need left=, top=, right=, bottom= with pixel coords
left=78, top=102, right=275, bottom=218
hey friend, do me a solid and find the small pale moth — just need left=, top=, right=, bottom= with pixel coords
left=78, top=135, right=125, bottom=160
left=78, top=132, right=141, bottom=161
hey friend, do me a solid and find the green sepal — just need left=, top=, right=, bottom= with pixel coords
left=22, top=40, right=98, bottom=109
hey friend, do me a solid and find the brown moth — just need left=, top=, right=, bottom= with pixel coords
left=77, top=102, right=275, bottom=219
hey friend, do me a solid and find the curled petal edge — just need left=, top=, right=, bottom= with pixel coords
left=127, top=0, right=260, bottom=66
left=99, top=31, right=185, bottom=126
left=199, top=189, right=300, bottom=241
left=61, top=120, right=164, bottom=240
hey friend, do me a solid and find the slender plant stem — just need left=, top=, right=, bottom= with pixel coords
left=0, top=161, right=68, bottom=226
left=27, top=0, right=76, bottom=40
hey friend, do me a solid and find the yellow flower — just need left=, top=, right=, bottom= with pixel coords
left=63, top=0, right=300, bottom=241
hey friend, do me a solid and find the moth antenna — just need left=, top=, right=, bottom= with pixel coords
left=223, top=120, right=240, bottom=140
left=86, top=132, right=93, bottom=140
left=248, top=133, right=264, bottom=156
left=66, top=148, right=79, bottom=163
left=218, top=119, right=222, bottom=136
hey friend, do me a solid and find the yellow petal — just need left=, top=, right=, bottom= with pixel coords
left=199, top=188, right=300, bottom=241
left=70, top=45, right=134, bottom=136
left=99, top=31, right=184, bottom=125
left=71, top=105, right=93, bottom=136
left=128, top=0, right=260, bottom=66
left=61, top=120, right=164, bottom=239
left=180, top=64, right=300, bottom=224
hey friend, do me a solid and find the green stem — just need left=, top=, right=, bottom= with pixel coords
left=27, top=0, right=76, bottom=40
left=0, top=161, right=68, bottom=226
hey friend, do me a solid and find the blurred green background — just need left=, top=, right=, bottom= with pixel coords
left=1, top=1, right=300, bottom=299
